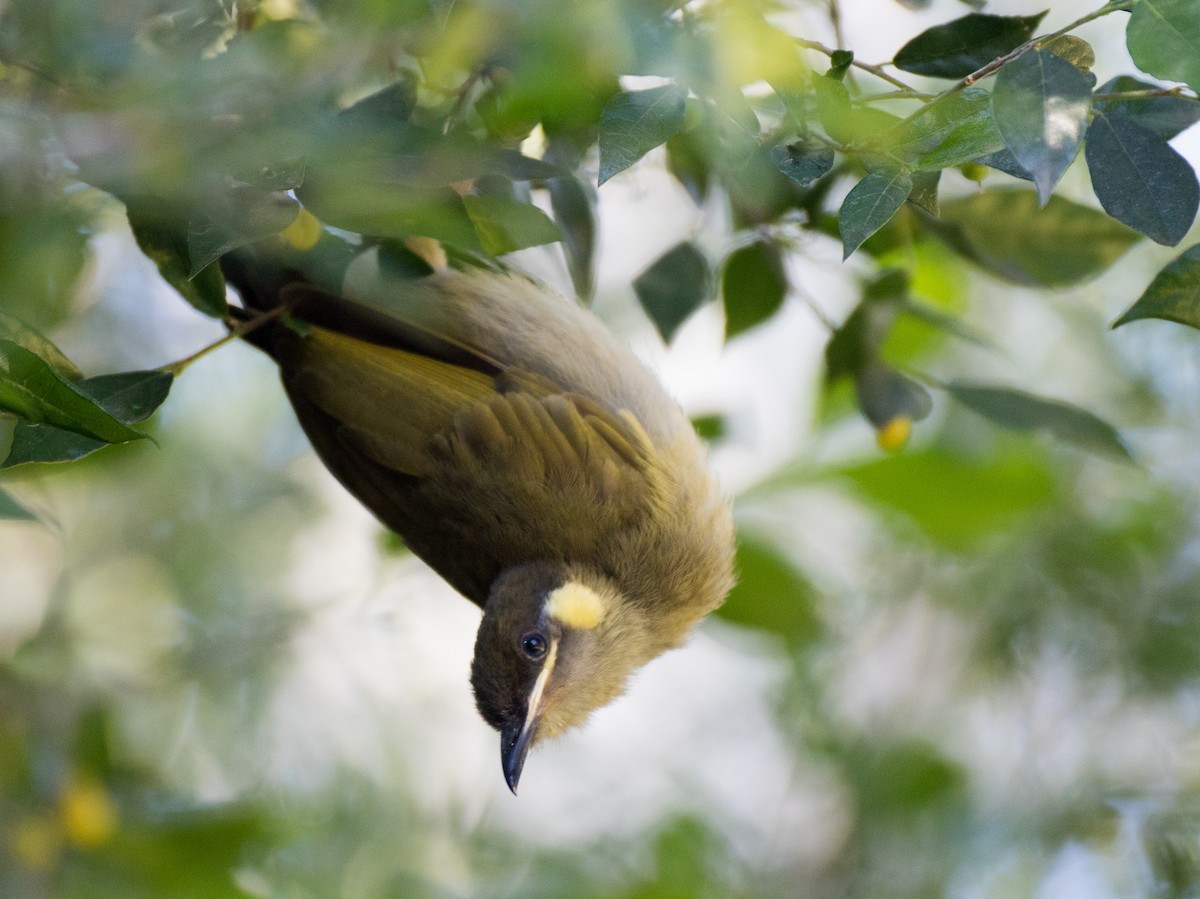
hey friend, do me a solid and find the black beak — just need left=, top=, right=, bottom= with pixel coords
left=501, top=717, right=537, bottom=794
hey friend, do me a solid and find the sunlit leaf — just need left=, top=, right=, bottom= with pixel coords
left=1113, top=244, right=1200, bottom=330
left=597, top=85, right=687, bottom=185
left=991, top=49, right=1091, bottom=203
left=893, top=12, right=1047, bottom=79
left=0, top=313, right=82, bottom=380
left=1039, top=34, right=1095, bottom=73
left=1086, top=110, right=1199, bottom=246
left=944, top=382, right=1131, bottom=460
left=722, top=240, right=788, bottom=340
left=633, top=241, right=712, bottom=343
left=463, top=195, right=562, bottom=257
left=933, top=190, right=1139, bottom=286
left=1127, top=0, right=1200, bottom=93
left=840, top=168, right=914, bottom=259
left=894, top=88, right=1003, bottom=169
left=1093, top=76, right=1200, bottom=140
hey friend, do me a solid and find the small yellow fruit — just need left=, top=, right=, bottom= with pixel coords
left=959, top=163, right=988, bottom=184
left=281, top=208, right=322, bottom=251
left=876, top=416, right=913, bottom=453
left=59, top=775, right=118, bottom=849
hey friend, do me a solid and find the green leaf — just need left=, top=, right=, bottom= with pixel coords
left=893, top=12, right=1047, bottom=79
left=933, top=190, right=1139, bottom=287
left=128, top=204, right=228, bottom=318
left=1094, top=76, right=1200, bottom=140
left=1113, top=244, right=1200, bottom=329
left=1086, top=110, right=1199, bottom=246
left=0, top=341, right=145, bottom=444
left=187, top=188, right=300, bottom=277
left=0, top=313, right=82, bottom=380
left=598, top=85, right=687, bottom=186
left=0, top=370, right=172, bottom=469
left=0, top=487, right=36, bottom=522
left=1040, top=34, right=1095, bottom=73
left=855, top=361, right=933, bottom=427
left=691, top=413, right=727, bottom=442
left=839, top=168, right=914, bottom=259
left=944, top=382, right=1131, bottom=460
left=1127, top=0, right=1200, bottom=93
left=771, top=142, right=835, bottom=187
left=633, top=241, right=712, bottom=343
left=548, top=176, right=596, bottom=301
left=722, top=240, right=788, bottom=340
left=463, top=195, right=562, bottom=257
left=838, top=449, right=1056, bottom=549
left=894, top=88, right=1004, bottom=169
left=714, top=537, right=821, bottom=647
left=991, top=49, right=1092, bottom=203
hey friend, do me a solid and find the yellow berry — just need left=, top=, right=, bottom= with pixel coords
left=876, top=416, right=913, bottom=453
left=59, top=775, right=118, bottom=849
left=281, top=207, right=322, bottom=250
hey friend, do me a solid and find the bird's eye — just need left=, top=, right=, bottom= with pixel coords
left=520, top=632, right=548, bottom=659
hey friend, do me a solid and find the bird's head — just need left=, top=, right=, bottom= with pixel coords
left=470, top=561, right=648, bottom=793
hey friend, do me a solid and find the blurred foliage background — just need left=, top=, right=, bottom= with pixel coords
left=2, top=0, right=1200, bottom=896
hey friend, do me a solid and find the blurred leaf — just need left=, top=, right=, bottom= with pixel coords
left=0, top=487, right=36, bottom=521
left=722, top=240, right=788, bottom=340
left=852, top=741, right=966, bottom=814
left=187, top=188, right=300, bottom=277
left=815, top=74, right=903, bottom=145
left=1093, top=76, right=1200, bottom=140
left=691, top=413, right=727, bottom=441
left=856, top=361, right=933, bottom=428
left=299, top=182, right=484, bottom=253
left=548, top=176, right=596, bottom=300
left=1085, top=110, right=1199, bottom=246
left=1127, top=0, right=1200, bottom=93
left=0, top=313, right=82, bottom=380
left=771, top=142, right=835, bottom=187
left=991, top=49, right=1091, bottom=203
left=633, top=241, right=712, bottom=343
left=944, top=382, right=1132, bottom=460
left=0, top=342, right=146, bottom=444
left=840, top=167, right=914, bottom=259
left=838, top=449, right=1057, bottom=549
left=128, top=204, right=229, bottom=318
left=933, top=190, right=1139, bottom=286
left=1040, top=34, right=1095, bottom=73
left=893, top=12, right=1047, bottom=79
left=666, top=129, right=712, bottom=205
left=0, top=370, right=172, bottom=469
left=826, top=274, right=906, bottom=382
left=715, top=537, right=821, bottom=647
left=598, top=85, right=687, bottom=185
left=1113, top=244, right=1200, bottom=329
left=463, top=194, right=562, bottom=257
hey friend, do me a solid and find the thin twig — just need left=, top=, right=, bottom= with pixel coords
left=797, top=39, right=916, bottom=92
left=1092, top=87, right=1198, bottom=102
left=159, top=304, right=291, bottom=377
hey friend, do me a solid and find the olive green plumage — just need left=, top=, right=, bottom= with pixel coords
left=224, top=250, right=735, bottom=790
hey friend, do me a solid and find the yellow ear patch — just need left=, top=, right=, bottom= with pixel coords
left=546, top=583, right=605, bottom=630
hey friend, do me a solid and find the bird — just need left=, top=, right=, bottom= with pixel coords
left=220, top=237, right=736, bottom=792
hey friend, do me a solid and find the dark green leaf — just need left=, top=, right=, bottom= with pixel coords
left=722, top=241, right=788, bottom=340
left=0, top=487, right=36, bottom=521
left=1113, top=244, right=1200, bottom=329
left=840, top=168, right=914, bottom=259
left=1, top=421, right=107, bottom=468
left=992, top=49, right=1092, bottom=203
left=598, top=85, right=688, bottom=186
left=1040, top=34, right=1095, bottom=73
left=463, top=195, right=562, bottom=257
left=128, top=205, right=228, bottom=318
left=974, top=146, right=1033, bottom=181
left=691, top=413, right=727, bottom=442
left=715, top=537, right=821, bottom=646
left=548, top=177, right=596, bottom=301
left=0, top=313, right=82, bottom=380
left=633, top=241, right=712, bottom=343
left=1094, top=76, right=1200, bottom=140
left=933, top=190, right=1139, bottom=286
left=187, top=188, right=299, bottom=277
left=894, top=12, right=1047, bottom=79
left=0, top=341, right=145, bottom=444
left=771, top=142, right=835, bottom=187
left=828, top=50, right=855, bottom=80
left=1127, top=0, right=1200, bottom=93
left=855, top=361, right=933, bottom=428
left=907, top=170, right=941, bottom=215
left=945, top=382, right=1131, bottom=460
left=1086, top=111, right=1199, bottom=246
